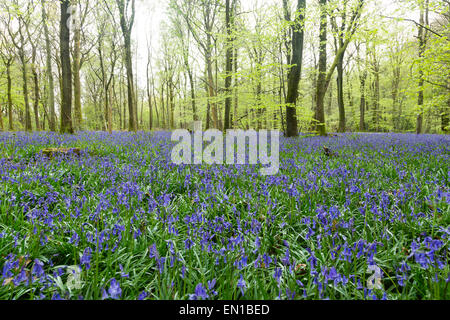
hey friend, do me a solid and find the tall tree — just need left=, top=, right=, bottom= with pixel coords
left=285, top=0, right=306, bottom=137
left=314, top=0, right=365, bottom=136
left=41, top=0, right=57, bottom=132
left=107, top=0, right=137, bottom=132
left=173, top=0, right=220, bottom=129
left=72, top=0, right=94, bottom=131
left=0, top=31, right=14, bottom=131
left=5, top=1, right=34, bottom=131
left=224, top=0, right=236, bottom=131
left=330, top=1, right=348, bottom=133
left=416, top=0, right=429, bottom=134
left=60, top=0, right=74, bottom=134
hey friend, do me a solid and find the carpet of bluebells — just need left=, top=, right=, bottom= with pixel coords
left=0, top=131, right=449, bottom=300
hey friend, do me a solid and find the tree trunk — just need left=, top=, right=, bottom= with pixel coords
left=73, top=25, right=83, bottom=131
left=314, top=0, right=328, bottom=136
left=391, top=65, right=400, bottom=129
left=337, top=55, right=345, bottom=132
left=32, top=63, right=41, bottom=131
left=6, top=62, right=13, bottom=131
left=116, top=0, right=137, bottom=132
left=285, top=0, right=305, bottom=137
left=19, top=46, right=32, bottom=132
left=359, top=69, right=367, bottom=131
left=0, top=103, right=3, bottom=131
left=41, top=0, right=56, bottom=132
left=60, top=0, right=74, bottom=134
left=416, top=0, right=428, bottom=134
left=224, top=0, right=234, bottom=131
left=442, top=92, right=449, bottom=133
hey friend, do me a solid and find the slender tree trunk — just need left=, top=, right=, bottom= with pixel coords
left=116, top=0, right=137, bottom=132
left=0, top=103, right=3, bottom=131
left=374, top=59, right=380, bottom=131
left=206, top=49, right=218, bottom=129
left=6, top=62, right=13, bottom=131
left=314, top=0, right=328, bottom=136
left=359, top=70, right=367, bottom=131
left=32, top=61, right=41, bottom=131
left=19, top=46, right=32, bottom=132
left=30, top=44, right=41, bottom=131
left=152, top=79, right=159, bottom=128
left=60, top=0, right=74, bottom=134
left=73, top=25, right=83, bottom=131
left=337, top=55, right=345, bottom=132
left=146, top=55, right=153, bottom=131
left=41, top=0, right=56, bottom=132
left=392, top=65, right=400, bottom=129
left=224, top=0, right=234, bottom=131
left=442, top=91, right=449, bottom=133
left=416, top=1, right=428, bottom=134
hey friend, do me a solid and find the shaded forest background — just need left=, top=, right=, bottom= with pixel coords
left=0, top=0, right=448, bottom=136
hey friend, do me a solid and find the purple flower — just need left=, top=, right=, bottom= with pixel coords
left=80, top=247, right=92, bottom=270
left=189, top=283, right=209, bottom=300
left=32, top=259, right=45, bottom=278
left=208, top=279, right=218, bottom=296
left=273, top=268, right=282, bottom=283
left=107, top=279, right=122, bottom=299
left=237, top=274, right=247, bottom=296
left=281, top=248, right=290, bottom=266
left=51, top=293, right=64, bottom=300
left=119, top=264, right=129, bottom=278
left=101, top=288, right=109, bottom=300
left=149, top=244, right=158, bottom=259
left=138, top=291, right=148, bottom=300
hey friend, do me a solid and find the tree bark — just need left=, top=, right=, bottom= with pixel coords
left=315, top=0, right=365, bottom=135
left=41, top=0, right=56, bottom=132
left=19, top=46, right=32, bottom=132
left=60, top=0, right=74, bottom=134
left=224, top=0, right=235, bottom=131
left=116, top=0, right=137, bottom=132
left=31, top=51, right=41, bottom=131
left=0, top=103, right=3, bottom=131
left=416, top=0, right=428, bottom=134
left=73, top=25, right=83, bottom=131
left=6, top=61, right=13, bottom=131
left=337, top=55, right=345, bottom=132
left=285, top=0, right=306, bottom=137
left=314, top=0, right=328, bottom=136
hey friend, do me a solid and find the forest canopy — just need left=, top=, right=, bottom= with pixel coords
left=0, top=0, right=448, bottom=136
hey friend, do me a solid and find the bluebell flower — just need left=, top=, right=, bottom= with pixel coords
left=32, top=259, right=45, bottom=278
left=149, top=244, right=158, bottom=259
left=101, top=288, right=109, bottom=300
left=138, top=291, right=148, bottom=300
left=208, top=279, right=218, bottom=296
left=189, top=283, right=208, bottom=300
left=108, top=279, right=122, bottom=300
left=273, top=268, right=282, bottom=283
left=80, top=248, right=92, bottom=270
left=119, top=264, right=129, bottom=278
left=281, top=248, right=290, bottom=266
left=52, top=293, right=64, bottom=300
left=237, top=274, right=247, bottom=296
